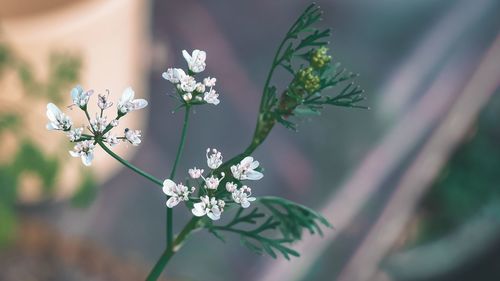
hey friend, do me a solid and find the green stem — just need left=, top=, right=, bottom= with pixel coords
left=146, top=217, right=201, bottom=281
left=166, top=106, right=191, bottom=256
left=97, top=141, right=163, bottom=186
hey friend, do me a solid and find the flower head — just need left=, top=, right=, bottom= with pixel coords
left=195, top=83, right=206, bottom=93
left=124, top=128, right=142, bottom=146
left=206, top=148, right=223, bottom=169
left=66, top=127, right=83, bottom=142
left=98, top=93, right=113, bottom=110
left=226, top=181, right=237, bottom=193
left=203, top=172, right=225, bottom=190
left=91, top=115, right=108, bottom=133
left=182, top=92, right=193, bottom=101
left=188, top=167, right=204, bottom=179
left=46, top=85, right=148, bottom=167
left=178, top=75, right=197, bottom=93
left=230, top=156, right=263, bottom=180
left=191, top=195, right=224, bottom=220
left=310, top=46, right=332, bottom=69
left=71, top=85, right=93, bottom=108
left=203, top=77, right=216, bottom=87
left=163, top=179, right=195, bottom=208
left=69, top=140, right=95, bottom=166
left=117, top=87, right=148, bottom=114
left=203, top=89, right=220, bottom=105
left=104, top=133, right=119, bottom=146
left=182, top=49, right=206, bottom=73
left=46, top=103, right=72, bottom=131
left=162, top=68, right=186, bottom=84
left=231, top=185, right=256, bottom=208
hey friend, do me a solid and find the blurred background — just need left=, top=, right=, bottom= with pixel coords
left=0, top=0, right=499, bottom=280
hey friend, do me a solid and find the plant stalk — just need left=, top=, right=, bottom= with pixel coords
left=146, top=216, right=201, bottom=281
left=166, top=106, right=191, bottom=249
left=97, top=141, right=163, bottom=186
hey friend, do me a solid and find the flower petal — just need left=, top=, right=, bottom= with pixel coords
left=166, top=196, right=180, bottom=208
left=120, top=87, right=134, bottom=103
left=71, top=85, right=83, bottom=102
left=207, top=210, right=220, bottom=221
left=182, top=50, right=191, bottom=64
left=81, top=153, right=93, bottom=166
left=191, top=203, right=206, bottom=217
left=132, top=99, right=148, bottom=110
left=46, top=103, right=61, bottom=122
left=244, top=170, right=264, bottom=180
left=162, top=179, right=176, bottom=196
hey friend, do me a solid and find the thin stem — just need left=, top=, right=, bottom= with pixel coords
left=169, top=106, right=191, bottom=179
left=146, top=217, right=201, bottom=281
left=166, top=106, right=191, bottom=251
left=97, top=141, right=163, bottom=186
left=84, top=107, right=92, bottom=122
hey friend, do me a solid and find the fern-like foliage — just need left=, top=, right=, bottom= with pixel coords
left=209, top=197, right=331, bottom=260
left=255, top=3, right=366, bottom=134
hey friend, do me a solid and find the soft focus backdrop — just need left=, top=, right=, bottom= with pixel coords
left=1, top=0, right=499, bottom=280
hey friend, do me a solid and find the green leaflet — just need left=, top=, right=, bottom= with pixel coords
left=208, top=196, right=331, bottom=260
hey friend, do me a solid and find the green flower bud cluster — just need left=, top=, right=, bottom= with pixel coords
left=310, top=46, right=331, bottom=69
left=297, top=67, right=320, bottom=93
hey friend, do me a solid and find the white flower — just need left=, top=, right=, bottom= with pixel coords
left=110, top=119, right=119, bottom=127
left=69, top=140, right=95, bottom=166
left=203, top=77, right=216, bottom=87
left=66, top=127, right=83, bottom=142
left=91, top=115, right=108, bottom=133
left=231, top=185, right=256, bottom=208
left=46, top=103, right=72, bottom=131
left=98, top=93, right=113, bottom=110
left=162, top=179, right=194, bottom=208
left=125, top=128, right=142, bottom=146
left=182, top=49, right=206, bottom=73
left=71, top=85, right=93, bottom=108
left=179, top=75, right=197, bottom=93
left=206, top=148, right=223, bottom=169
left=162, top=68, right=186, bottom=83
left=203, top=172, right=225, bottom=190
left=230, top=156, right=263, bottom=180
left=191, top=195, right=224, bottom=220
left=203, top=89, right=220, bottom=105
left=226, top=181, right=237, bottom=193
left=182, top=92, right=193, bottom=101
left=188, top=167, right=204, bottom=179
left=104, top=133, right=119, bottom=146
left=117, top=87, right=148, bottom=114
left=195, top=83, right=205, bottom=93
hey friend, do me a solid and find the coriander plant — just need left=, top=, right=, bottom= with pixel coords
left=45, top=4, right=365, bottom=280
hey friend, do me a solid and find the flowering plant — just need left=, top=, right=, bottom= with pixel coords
left=45, top=4, right=365, bottom=280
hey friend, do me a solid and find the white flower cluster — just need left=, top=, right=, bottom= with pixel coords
left=162, top=148, right=263, bottom=221
left=162, top=49, right=220, bottom=105
left=46, top=85, right=148, bottom=166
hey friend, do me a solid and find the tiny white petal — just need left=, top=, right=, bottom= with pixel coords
left=82, top=152, right=93, bottom=166
left=182, top=49, right=207, bottom=73
left=162, top=179, right=176, bottom=196
left=191, top=203, right=206, bottom=217
left=166, top=197, right=180, bottom=208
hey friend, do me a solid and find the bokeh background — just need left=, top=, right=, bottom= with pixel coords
left=1, top=0, right=500, bottom=280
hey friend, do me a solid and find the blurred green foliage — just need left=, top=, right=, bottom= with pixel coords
left=71, top=172, right=97, bottom=207
left=11, top=140, right=60, bottom=193
left=0, top=43, right=94, bottom=247
left=417, top=92, right=500, bottom=244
